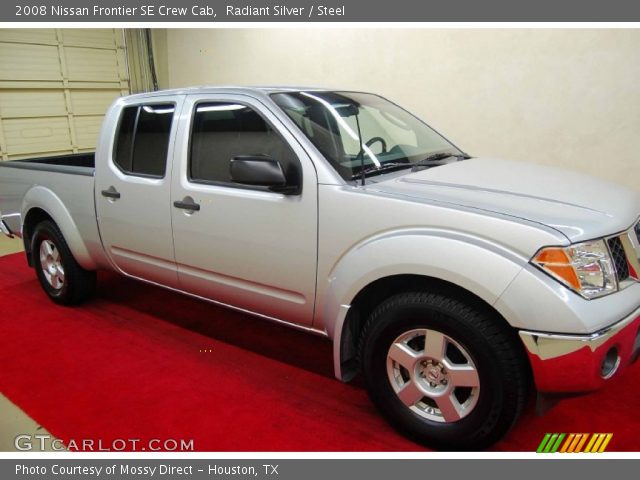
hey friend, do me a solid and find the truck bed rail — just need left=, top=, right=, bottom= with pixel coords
left=0, top=153, right=95, bottom=177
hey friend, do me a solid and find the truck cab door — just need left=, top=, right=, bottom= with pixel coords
left=96, top=97, right=183, bottom=287
left=170, top=94, right=318, bottom=326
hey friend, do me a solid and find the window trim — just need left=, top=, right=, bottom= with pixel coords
left=112, top=102, right=177, bottom=180
left=186, top=99, right=303, bottom=194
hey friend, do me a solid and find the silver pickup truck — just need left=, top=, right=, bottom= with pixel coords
left=1, top=87, right=639, bottom=450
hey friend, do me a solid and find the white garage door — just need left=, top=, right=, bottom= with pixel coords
left=0, top=29, right=130, bottom=161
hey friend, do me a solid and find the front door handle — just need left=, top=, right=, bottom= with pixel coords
left=173, top=197, right=201, bottom=212
left=101, top=186, right=121, bottom=199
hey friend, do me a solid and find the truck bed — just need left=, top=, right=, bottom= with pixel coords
left=0, top=152, right=99, bottom=251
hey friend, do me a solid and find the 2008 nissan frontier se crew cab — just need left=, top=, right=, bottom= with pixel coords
left=1, top=87, right=639, bottom=450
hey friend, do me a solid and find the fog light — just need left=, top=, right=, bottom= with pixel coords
left=600, top=347, right=620, bottom=379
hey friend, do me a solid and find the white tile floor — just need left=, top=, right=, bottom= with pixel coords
left=0, top=234, right=23, bottom=256
left=0, top=395, right=54, bottom=451
left=1, top=234, right=58, bottom=451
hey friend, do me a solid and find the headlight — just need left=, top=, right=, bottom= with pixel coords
left=532, top=239, right=617, bottom=299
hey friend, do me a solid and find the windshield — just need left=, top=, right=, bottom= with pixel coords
left=271, top=91, right=463, bottom=181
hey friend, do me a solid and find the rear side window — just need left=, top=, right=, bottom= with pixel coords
left=189, top=102, right=299, bottom=186
left=114, top=104, right=175, bottom=177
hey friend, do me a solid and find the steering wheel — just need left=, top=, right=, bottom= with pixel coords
left=365, top=136, right=387, bottom=153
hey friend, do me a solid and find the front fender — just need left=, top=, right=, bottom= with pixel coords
left=323, top=228, right=527, bottom=337
left=22, top=186, right=97, bottom=270
left=319, top=229, right=528, bottom=379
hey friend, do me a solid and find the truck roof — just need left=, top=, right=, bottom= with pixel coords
left=125, top=85, right=339, bottom=100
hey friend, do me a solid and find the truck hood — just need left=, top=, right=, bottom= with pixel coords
left=370, top=157, right=640, bottom=242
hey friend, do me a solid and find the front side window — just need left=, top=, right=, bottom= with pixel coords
left=189, top=102, right=300, bottom=187
left=113, top=104, right=175, bottom=177
left=271, top=91, right=463, bottom=181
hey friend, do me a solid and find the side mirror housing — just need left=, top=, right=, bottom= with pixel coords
left=230, top=156, right=299, bottom=194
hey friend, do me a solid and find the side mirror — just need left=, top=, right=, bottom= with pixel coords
left=230, top=156, right=299, bottom=194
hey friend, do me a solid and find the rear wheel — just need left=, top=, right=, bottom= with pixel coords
left=360, top=291, right=528, bottom=450
left=32, top=220, right=96, bottom=305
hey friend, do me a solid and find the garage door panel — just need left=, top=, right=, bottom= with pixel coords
left=0, top=43, right=62, bottom=81
left=70, top=90, right=121, bottom=116
left=3, top=117, right=72, bottom=155
left=116, top=48, right=129, bottom=80
left=0, top=90, right=67, bottom=118
left=0, top=28, right=132, bottom=160
left=62, top=29, right=119, bottom=49
left=0, top=29, right=57, bottom=45
left=65, top=47, right=121, bottom=82
left=73, top=116, right=103, bottom=149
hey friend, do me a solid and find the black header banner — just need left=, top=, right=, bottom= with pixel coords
left=3, top=0, right=640, bottom=22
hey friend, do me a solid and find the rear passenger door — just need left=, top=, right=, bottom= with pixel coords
left=170, top=94, right=318, bottom=326
left=96, top=97, right=183, bottom=287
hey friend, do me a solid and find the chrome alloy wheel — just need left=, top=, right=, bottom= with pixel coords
left=39, top=239, right=65, bottom=290
left=386, top=328, right=480, bottom=423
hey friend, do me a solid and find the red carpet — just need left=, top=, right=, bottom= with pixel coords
left=1, top=251, right=638, bottom=452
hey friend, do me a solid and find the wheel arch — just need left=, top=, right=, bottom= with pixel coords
left=21, top=186, right=97, bottom=270
left=317, top=229, right=530, bottom=382
left=334, top=273, right=531, bottom=384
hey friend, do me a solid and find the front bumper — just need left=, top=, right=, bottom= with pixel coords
left=519, top=307, right=640, bottom=393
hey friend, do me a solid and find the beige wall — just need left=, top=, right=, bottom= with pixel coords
left=164, top=29, right=640, bottom=190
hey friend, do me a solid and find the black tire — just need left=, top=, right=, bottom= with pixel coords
left=32, top=220, right=96, bottom=305
left=360, top=291, right=528, bottom=450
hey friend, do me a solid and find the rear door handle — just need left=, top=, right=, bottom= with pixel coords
left=101, top=186, right=121, bottom=199
left=173, top=197, right=200, bottom=212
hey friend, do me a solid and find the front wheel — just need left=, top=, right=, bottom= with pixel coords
left=360, top=292, right=528, bottom=450
left=32, top=220, right=96, bottom=305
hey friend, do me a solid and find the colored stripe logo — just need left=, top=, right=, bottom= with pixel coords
left=536, top=433, right=613, bottom=453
